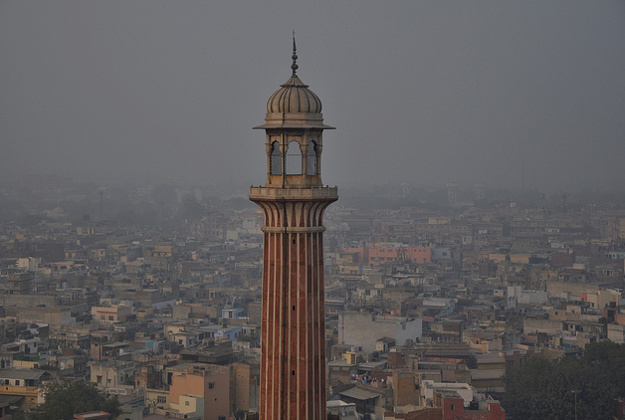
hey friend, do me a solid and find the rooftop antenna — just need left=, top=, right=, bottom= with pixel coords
left=98, top=188, right=104, bottom=219
left=521, top=157, right=525, bottom=196
left=559, top=192, right=569, bottom=214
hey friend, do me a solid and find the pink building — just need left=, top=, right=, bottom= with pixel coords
left=342, top=246, right=431, bottom=266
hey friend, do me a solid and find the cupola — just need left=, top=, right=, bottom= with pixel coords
left=254, top=36, right=334, bottom=188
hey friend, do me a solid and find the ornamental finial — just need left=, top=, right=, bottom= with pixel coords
left=291, top=31, right=298, bottom=75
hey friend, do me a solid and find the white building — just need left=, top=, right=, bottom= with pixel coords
left=338, top=312, right=422, bottom=353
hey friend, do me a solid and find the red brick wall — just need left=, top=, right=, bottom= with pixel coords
left=441, top=396, right=464, bottom=420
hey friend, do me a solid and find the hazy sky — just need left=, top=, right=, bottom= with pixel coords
left=1, top=1, right=623, bottom=192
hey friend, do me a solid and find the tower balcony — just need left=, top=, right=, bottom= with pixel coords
left=249, top=185, right=338, bottom=202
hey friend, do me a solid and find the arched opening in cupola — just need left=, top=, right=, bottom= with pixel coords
left=306, top=140, right=318, bottom=175
left=285, top=141, right=302, bottom=175
left=270, top=141, right=282, bottom=175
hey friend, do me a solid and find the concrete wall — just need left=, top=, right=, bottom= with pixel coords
left=608, top=324, right=625, bottom=344
left=523, top=318, right=563, bottom=335
left=7, top=306, right=73, bottom=332
left=393, top=370, right=417, bottom=407
left=0, top=294, right=57, bottom=308
left=546, top=282, right=598, bottom=299
left=339, top=312, right=422, bottom=353
left=233, top=362, right=260, bottom=412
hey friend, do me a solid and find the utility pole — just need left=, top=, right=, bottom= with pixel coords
left=571, top=389, right=579, bottom=420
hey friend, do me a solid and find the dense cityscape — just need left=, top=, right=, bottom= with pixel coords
left=0, top=174, right=624, bottom=419
left=1, top=2, right=624, bottom=420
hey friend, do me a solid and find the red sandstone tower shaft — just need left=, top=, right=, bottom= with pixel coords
left=250, top=40, right=337, bottom=420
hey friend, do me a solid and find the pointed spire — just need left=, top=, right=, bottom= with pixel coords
left=291, top=30, right=298, bottom=75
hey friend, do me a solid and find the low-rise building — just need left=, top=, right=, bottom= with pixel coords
left=0, top=368, right=51, bottom=410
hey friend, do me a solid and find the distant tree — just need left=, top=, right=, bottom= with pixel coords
left=504, top=342, right=625, bottom=420
left=234, top=408, right=248, bottom=420
left=25, top=379, right=121, bottom=420
left=151, top=184, right=177, bottom=217
left=18, top=212, right=44, bottom=227
left=582, top=341, right=625, bottom=397
left=180, top=195, right=203, bottom=219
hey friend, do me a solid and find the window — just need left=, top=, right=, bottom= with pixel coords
left=96, top=375, right=102, bottom=384
left=185, top=401, right=190, bottom=406
left=208, top=382, right=215, bottom=389
left=285, top=141, right=302, bottom=174
left=15, top=380, right=20, bottom=386
left=451, top=404, right=455, bottom=411
left=157, top=396, right=167, bottom=404
left=270, top=141, right=282, bottom=175
left=306, top=141, right=318, bottom=175
left=109, top=316, right=114, bottom=321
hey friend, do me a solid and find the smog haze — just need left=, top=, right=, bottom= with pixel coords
left=1, top=1, right=624, bottom=193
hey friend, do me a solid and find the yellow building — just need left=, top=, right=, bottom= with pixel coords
left=0, top=368, right=51, bottom=410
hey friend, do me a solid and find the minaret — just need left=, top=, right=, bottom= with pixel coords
left=249, top=38, right=338, bottom=420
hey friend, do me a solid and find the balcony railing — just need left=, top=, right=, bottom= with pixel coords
left=250, top=185, right=338, bottom=200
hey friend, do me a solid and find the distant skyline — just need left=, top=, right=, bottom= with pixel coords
left=1, top=1, right=624, bottom=193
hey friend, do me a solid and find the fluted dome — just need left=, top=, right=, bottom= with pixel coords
left=266, top=74, right=322, bottom=114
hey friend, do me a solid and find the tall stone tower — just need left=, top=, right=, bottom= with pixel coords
left=249, top=39, right=337, bottom=420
